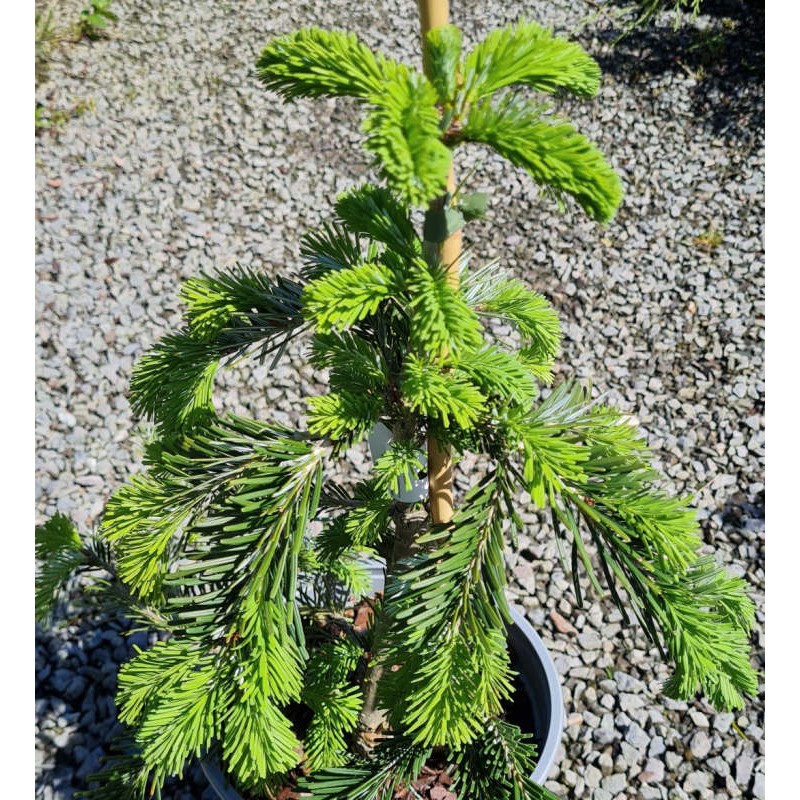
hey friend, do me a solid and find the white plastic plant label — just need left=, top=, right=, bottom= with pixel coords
left=367, top=422, right=429, bottom=503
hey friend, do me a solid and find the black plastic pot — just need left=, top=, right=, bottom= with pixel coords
left=201, top=560, right=564, bottom=797
left=506, top=605, right=564, bottom=783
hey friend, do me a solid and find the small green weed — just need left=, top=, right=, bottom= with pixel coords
left=688, top=26, right=728, bottom=68
left=693, top=227, right=724, bottom=254
left=588, top=0, right=704, bottom=42
left=35, top=104, right=67, bottom=134
left=35, top=104, right=50, bottom=134
left=633, top=0, right=703, bottom=28
left=37, top=0, right=120, bottom=87
left=36, top=97, right=96, bottom=136
left=35, top=2, right=71, bottom=84
left=73, top=97, right=96, bottom=116
left=35, top=4, right=55, bottom=83
left=78, top=0, right=117, bottom=40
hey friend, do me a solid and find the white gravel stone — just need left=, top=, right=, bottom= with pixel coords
left=688, top=710, right=711, bottom=728
left=649, top=736, right=666, bottom=757
left=601, top=773, right=627, bottom=794
left=684, top=771, right=713, bottom=793
left=639, top=758, right=665, bottom=784
left=690, top=730, right=712, bottom=759
left=585, top=764, right=602, bottom=789
left=735, top=753, right=754, bottom=786
left=625, top=722, right=650, bottom=751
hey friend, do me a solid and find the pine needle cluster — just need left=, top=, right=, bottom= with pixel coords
left=36, top=16, right=756, bottom=800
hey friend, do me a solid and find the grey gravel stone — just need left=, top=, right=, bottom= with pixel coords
left=594, top=726, right=617, bottom=745
left=620, top=741, right=640, bottom=766
left=690, top=730, right=712, bottom=759
left=666, top=751, right=683, bottom=770
left=735, top=753, right=754, bottom=786
left=725, top=775, right=743, bottom=797
left=625, top=722, right=650, bottom=750
left=52, top=730, right=72, bottom=749
left=65, top=675, right=88, bottom=702
left=620, top=693, right=646, bottom=713
left=713, top=713, right=735, bottom=734
left=639, top=758, right=665, bottom=784
left=614, top=671, right=644, bottom=693
left=689, top=710, right=711, bottom=728
left=76, top=746, right=105, bottom=781
left=584, top=764, right=602, bottom=788
left=707, top=756, right=730, bottom=777
left=601, top=773, right=627, bottom=794
left=640, top=787, right=663, bottom=800
left=684, top=771, right=713, bottom=793
left=577, top=631, right=602, bottom=649
left=598, top=750, right=614, bottom=775
left=49, top=668, right=73, bottom=694
left=649, top=736, right=666, bottom=757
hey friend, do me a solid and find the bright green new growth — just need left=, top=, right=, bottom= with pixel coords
left=257, top=19, right=622, bottom=220
left=35, top=515, right=85, bottom=625
left=462, top=21, right=602, bottom=100
left=35, top=18, right=756, bottom=800
left=362, top=69, right=453, bottom=207
left=462, top=96, right=622, bottom=225
left=256, top=28, right=388, bottom=100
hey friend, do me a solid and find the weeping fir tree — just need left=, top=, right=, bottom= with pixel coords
left=35, top=8, right=757, bottom=800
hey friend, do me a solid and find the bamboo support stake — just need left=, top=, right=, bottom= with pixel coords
left=358, top=0, right=459, bottom=746
left=418, top=0, right=459, bottom=526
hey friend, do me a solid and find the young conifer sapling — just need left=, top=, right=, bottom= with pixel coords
left=36, top=8, right=757, bottom=799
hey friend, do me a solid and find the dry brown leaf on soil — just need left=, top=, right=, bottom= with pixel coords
left=353, top=601, right=375, bottom=633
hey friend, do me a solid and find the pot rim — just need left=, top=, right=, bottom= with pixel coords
left=508, top=604, right=564, bottom=784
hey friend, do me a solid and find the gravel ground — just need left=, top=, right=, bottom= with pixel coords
left=35, top=0, right=764, bottom=798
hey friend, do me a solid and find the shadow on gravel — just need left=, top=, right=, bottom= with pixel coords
left=36, top=617, right=127, bottom=798
left=35, top=616, right=216, bottom=800
left=593, top=0, right=764, bottom=148
left=722, top=488, right=765, bottom=529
